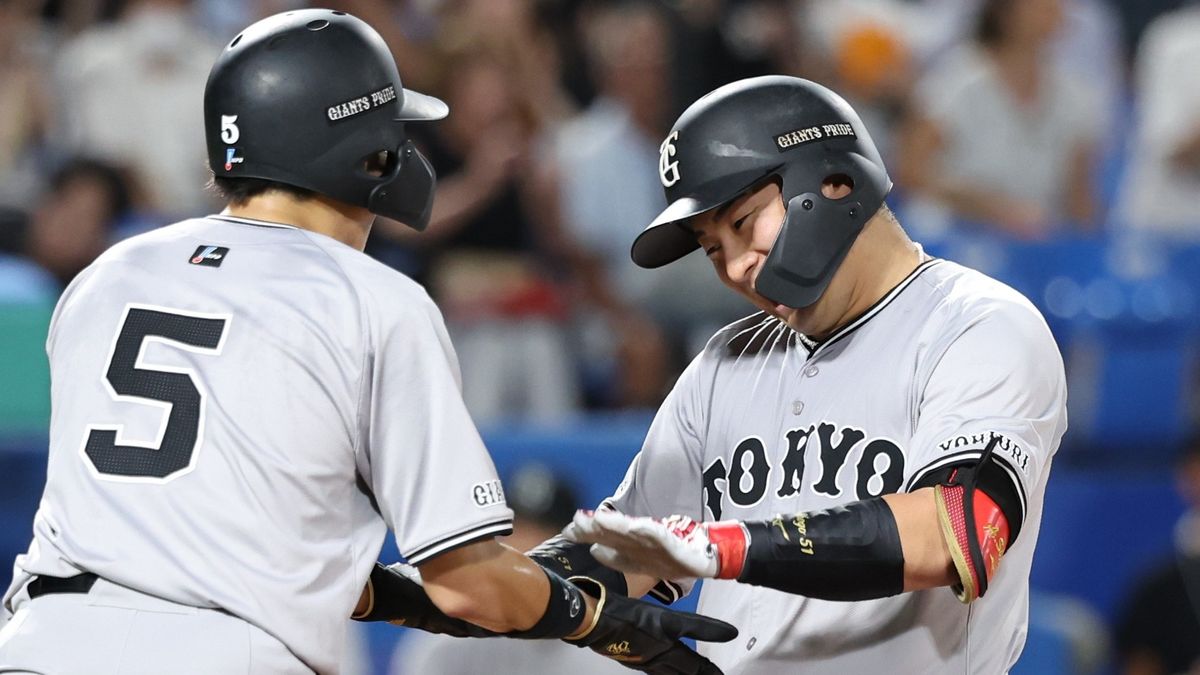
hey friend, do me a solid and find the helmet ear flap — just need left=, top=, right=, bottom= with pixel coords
left=368, top=141, right=437, bottom=231
left=755, top=191, right=866, bottom=309
left=751, top=148, right=889, bottom=308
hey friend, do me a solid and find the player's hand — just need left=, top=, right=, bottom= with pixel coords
left=565, top=577, right=737, bottom=674
left=354, top=562, right=496, bottom=637
left=565, top=510, right=747, bottom=582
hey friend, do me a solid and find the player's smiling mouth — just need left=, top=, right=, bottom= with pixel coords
left=749, top=273, right=795, bottom=321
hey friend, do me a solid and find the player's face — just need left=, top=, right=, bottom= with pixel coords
left=692, top=179, right=852, bottom=337
left=692, top=180, right=789, bottom=320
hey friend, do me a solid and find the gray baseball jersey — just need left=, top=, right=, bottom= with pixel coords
left=2, top=215, right=514, bottom=674
left=605, top=258, right=1067, bottom=674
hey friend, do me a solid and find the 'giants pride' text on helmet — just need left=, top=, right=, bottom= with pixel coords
left=633, top=76, right=892, bottom=308
left=204, top=9, right=446, bottom=229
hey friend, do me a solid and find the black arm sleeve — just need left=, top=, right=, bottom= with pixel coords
left=353, top=563, right=495, bottom=637
left=355, top=563, right=590, bottom=641
left=738, top=498, right=906, bottom=601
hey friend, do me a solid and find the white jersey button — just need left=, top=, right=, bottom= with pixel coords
left=803, top=365, right=819, bottom=377
left=791, top=400, right=804, bottom=415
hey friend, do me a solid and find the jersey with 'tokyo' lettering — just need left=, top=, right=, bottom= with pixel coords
left=604, top=258, right=1067, bottom=675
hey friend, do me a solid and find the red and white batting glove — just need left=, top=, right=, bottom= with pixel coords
left=564, top=509, right=748, bottom=581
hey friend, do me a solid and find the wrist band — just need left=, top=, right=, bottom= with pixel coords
left=706, top=522, right=749, bottom=579
left=563, top=576, right=606, bottom=641
left=506, top=568, right=589, bottom=640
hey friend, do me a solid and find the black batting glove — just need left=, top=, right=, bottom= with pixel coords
left=527, top=535, right=630, bottom=596
left=565, top=577, right=738, bottom=674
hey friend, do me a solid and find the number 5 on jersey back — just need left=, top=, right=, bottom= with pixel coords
left=81, top=304, right=230, bottom=483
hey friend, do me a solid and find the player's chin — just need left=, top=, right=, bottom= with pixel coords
left=751, top=293, right=796, bottom=324
left=775, top=302, right=820, bottom=334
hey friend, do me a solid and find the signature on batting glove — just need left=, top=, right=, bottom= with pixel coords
left=564, top=510, right=749, bottom=582
left=565, top=577, right=737, bottom=674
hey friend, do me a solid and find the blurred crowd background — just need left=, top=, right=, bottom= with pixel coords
left=1, top=0, right=1199, bottom=673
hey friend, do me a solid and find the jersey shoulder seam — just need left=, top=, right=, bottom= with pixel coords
left=287, top=230, right=371, bottom=464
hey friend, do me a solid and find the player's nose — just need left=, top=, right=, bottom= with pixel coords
left=724, top=248, right=760, bottom=288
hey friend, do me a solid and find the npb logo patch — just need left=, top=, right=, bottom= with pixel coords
left=224, top=148, right=244, bottom=171
left=659, top=130, right=681, bottom=188
left=189, top=245, right=229, bottom=268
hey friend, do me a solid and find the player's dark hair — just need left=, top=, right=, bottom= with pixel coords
left=209, top=176, right=316, bottom=206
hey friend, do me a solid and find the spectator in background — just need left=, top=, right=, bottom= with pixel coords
left=538, top=1, right=745, bottom=408
left=897, top=0, right=1102, bottom=240
left=670, top=0, right=812, bottom=105
left=43, top=0, right=127, bottom=36
left=0, top=0, right=55, bottom=208
left=432, top=0, right=575, bottom=127
left=1049, top=0, right=1124, bottom=128
left=1115, top=2, right=1200, bottom=240
left=1115, top=434, right=1200, bottom=675
left=9, top=158, right=131, bottom=289
left=389, top=464, right=625, bottom=675
left=803, top=2, right=917, bottom=163
left=52, top=0, right=219, bottom=218
left=375, top=43, right=580, bottom=424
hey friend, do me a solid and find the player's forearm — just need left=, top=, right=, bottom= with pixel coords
left=726, top=499, right=908, bottom=601
left=883, top=489, right=956, bottom=591
left=419, top=539, right=595, bottom=634
left=623, top=571, right=662, bottom=598
left=725, top=491, right=953, bottom=599
left=705, top=482, right=1008, bottom=605
left=354, top=586, right=370, bottom=616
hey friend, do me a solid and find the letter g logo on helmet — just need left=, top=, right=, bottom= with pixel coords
left=659, top=131, right=680, bottom=188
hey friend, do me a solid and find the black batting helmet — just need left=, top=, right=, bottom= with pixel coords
left=633, top=76, right=892, bottom=308
left=204, top=9, right=446, bottom=230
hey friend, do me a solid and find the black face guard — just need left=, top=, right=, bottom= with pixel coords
left=367, top=140, right=437, bottom=230
left=756, top=152, right=891, bottom=308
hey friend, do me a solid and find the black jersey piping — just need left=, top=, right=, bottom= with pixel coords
left=404, top=517, right=515, bottom=565
left=649, top=579, right=686, bottom=604
left=208, top=214, right=298, bottom=230
left=801, top=258, right=943, bottom=361
left=905, top=450, right=1029, bottom=521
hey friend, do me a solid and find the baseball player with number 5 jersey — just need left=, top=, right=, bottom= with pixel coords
left=0, top=10, right=737, bottom=674
left=562, top=76, right=1068, bottom=674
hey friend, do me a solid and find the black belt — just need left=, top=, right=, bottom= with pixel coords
left=27, top=573, right=99, bottom=599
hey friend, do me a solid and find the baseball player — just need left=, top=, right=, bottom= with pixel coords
left=554, top=76, right=1068, bottom=674
left=0, top=11, right=735, bottom=675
